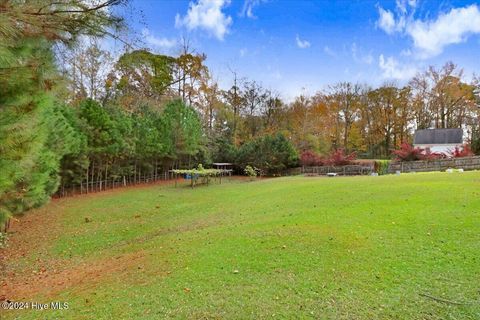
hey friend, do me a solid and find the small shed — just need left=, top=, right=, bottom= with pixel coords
left=212, top=163, right=233, bottom=170
left=212, top=163, right=233, bottom=176
left=413, top=128, right=463, bottom=153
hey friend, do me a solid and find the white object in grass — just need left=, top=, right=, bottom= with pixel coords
left=326, top=172, right=337, bottom=177
left=446, top=168, right=453, bottom=173
left=458, top=168, right=464, bottom=173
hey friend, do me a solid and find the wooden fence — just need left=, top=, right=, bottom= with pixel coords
left=302, top=164, right=374, bottom=176
left=274, top=167, right=303, bottom=176
left=388, top=156, right=480, bottom=173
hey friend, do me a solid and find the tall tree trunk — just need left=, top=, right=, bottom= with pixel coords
left=91, top=161, right=95, bottom=192
left=86, top=166, right=89, bottom=193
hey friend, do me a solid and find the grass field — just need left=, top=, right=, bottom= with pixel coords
left=2, top=172, right=480, bottom=319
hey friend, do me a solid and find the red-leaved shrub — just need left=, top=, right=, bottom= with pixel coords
left=300, top=150, right=323, bottom=166
left=448, top=144, right=475, bottom=158
left=421, top=149, right=446, bottom=160
left=325, top=149, right=357, bottom=166
left=392, top=143, right=425, bottom=161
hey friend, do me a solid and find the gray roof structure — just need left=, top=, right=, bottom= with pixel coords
left=413, top=128, right=463, bottom=145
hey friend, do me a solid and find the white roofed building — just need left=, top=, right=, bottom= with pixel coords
left=413, top=128, right=463, bottom=154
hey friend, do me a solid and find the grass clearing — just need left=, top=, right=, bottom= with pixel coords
left=2, top=172, right=480, bottom=319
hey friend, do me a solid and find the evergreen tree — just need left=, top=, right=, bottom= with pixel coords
left=159, top=100, right=203, bottom=166
left=0, top=39, right=78, bottom=223
left=236, top=133, right=298, bottom=175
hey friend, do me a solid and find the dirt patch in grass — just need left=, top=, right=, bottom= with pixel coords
left=1, top=250, right=146, bottom=301
left=0, top=200, right=66, bottom=300
left=0, top=201, right=68, bottom=300
left=0, top=182, right=162, bottom=301
left=1, top=201, right=67, bottom=262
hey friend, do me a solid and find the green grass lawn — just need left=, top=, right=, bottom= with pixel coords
left=3, top=172, right=480, bottom=319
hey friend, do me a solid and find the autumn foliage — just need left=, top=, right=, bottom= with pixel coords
left=324, top=149, right=357, bottom=166
left=300, top=150, right=324, bottom=166
left=392, top=143, right=425, bottom=161
left=448, top=144, right=475, bottom=158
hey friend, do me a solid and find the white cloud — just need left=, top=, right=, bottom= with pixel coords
left=295, top=35, right=310, bottom=49
left=175, top=0, right=232, bottom=40
left=396, top=0, right=407, bottom=14
left=377, top=0, right=417, bottom=26
left=240, top=0, right=266, bottom=19
left=395, top=0, right=416, bottom=14
left=379, top=54, right=417, bottom=80
left=142, top=29, right=177, bottom=49
left=377, top=3, right=480, bottom=59
left=239, top=48, right=247, bottom=57
left=377, top=7, right=396, bottom=34
left=407, top=5, right=480, bottom=58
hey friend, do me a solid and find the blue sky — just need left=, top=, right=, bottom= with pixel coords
left=126, top=0, right=480, bottom=99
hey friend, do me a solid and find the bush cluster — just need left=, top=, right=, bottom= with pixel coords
left=244, top=165, right=258, bottom=180
left=374, top=160, right=391, bottom=175
left=235, top=134, right=298, bottom=175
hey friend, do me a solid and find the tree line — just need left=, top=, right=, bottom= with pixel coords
left=61, top=39, right=480, bottom=159
left=1, top=0, right=480, bottom=226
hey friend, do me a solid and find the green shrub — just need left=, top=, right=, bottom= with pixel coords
left=375, top=160, right=391, bottom=175
left=244, top=165, right=257, bottom=180
left=236, top=133, right=298, bottom=175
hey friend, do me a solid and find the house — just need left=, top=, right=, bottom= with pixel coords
left=413, top=128, right=463, bottom=154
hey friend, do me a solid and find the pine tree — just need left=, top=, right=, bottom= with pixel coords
left=0, top=39, right=79, bottom=224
